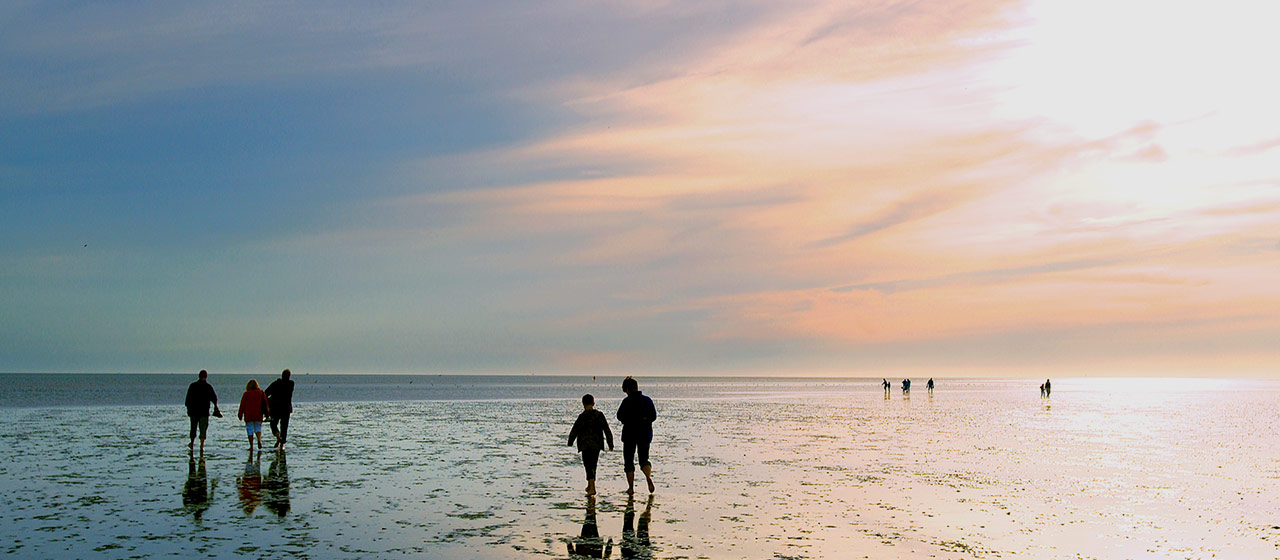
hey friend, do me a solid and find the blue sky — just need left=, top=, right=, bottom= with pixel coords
left=4, top=1, right=1279, bottom=376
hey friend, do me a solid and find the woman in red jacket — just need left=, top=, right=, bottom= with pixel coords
left=238, top=379, right=271, bottom=452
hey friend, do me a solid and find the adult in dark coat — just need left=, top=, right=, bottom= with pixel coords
left=184, top=369, right=220, bottom=454
left=265, top=369, right=295, bottom=450
left=616, top=376, right=657, bottom=494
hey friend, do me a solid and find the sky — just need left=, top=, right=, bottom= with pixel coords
left=2, top=0, right=1279, bottom=377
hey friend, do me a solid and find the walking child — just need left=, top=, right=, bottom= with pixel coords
left=238, top=379, right=271, bottom=452
left=568, top=394, right=614, bottom=495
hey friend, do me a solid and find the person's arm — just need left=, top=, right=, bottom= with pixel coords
left=568, top=416, right=583, bottom=447
left=237, top=393, right=245, bottom=420
left=602, top=414, right=614, bottom=450
left=645, top=397, right=656, bottom=423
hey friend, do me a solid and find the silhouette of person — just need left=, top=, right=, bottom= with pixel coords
left=182, top=450, right=214, bottom=521
left=1044, top=379, right=1051, bottom=398
left=901, top=379, right=911, bottom=393
left=184, top=370, right=221, bottom=454
left=926, top=378, right=934, bottom=393
left=569, top=393, right=614, bottom=495
left=264, top=450, right=290, bottom=518
left=567, top=495, right=613, bottom=558
left=237, top=451, right=263, bottom=515
left=621, top=494, right=654, bottom=559
left=1039, top=383, right=1045, bottom=398
left=265, top=369, right=295, bottom=450
left=617, top=377, right=657, bottom=495
left=238, top=379, right=271, bottom=452
left=882, top=379, right=890, bottom=394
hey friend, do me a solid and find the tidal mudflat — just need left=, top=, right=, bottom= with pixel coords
left=1, top=377, right=1278, bottom=559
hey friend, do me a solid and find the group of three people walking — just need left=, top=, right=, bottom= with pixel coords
left=568, top=376, right=657, bottom=495
left=184, top=369, right=295, bottom=453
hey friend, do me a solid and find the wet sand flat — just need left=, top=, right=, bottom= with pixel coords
left=1, top=378, right=1278, bottom=558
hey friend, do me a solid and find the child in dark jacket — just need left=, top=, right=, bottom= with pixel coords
left=568, top=394, right=614, bottom=495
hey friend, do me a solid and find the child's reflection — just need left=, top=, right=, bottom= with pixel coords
left=237, top=451, right=262, bottom=515
left=567, top=495, right=612, bottom=558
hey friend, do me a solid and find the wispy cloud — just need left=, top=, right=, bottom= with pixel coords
left=807, top=191, right=968, bottom=249
left=5, top=0, right=1280, bottom=375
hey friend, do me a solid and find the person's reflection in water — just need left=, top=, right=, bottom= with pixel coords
left=621, top=494, right=654, bottom=559
left=237, top=451, right=263, bottom=515
left=264, top=450, right=290, bottom=518
left=567, top=495, right=612, bottom=558
left=182, top=450, right=214, bottom=521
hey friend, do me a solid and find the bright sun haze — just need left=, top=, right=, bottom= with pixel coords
left=1, top=1, right=1278, bottom=377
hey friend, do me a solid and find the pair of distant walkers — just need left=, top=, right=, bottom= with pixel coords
left=567, top=376, right=657, bottom=496
left=184, top=369, right=295, bottom=453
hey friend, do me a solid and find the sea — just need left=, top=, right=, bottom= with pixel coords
left=1, top=374, right=1278, bottom=559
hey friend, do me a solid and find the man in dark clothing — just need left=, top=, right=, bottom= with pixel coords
left=616, top=376, right=657, bottom=494
left=265, top=369, right=295, bottom=450
left=185, top=370, right=220, bottom=454
left=568, top=393, right=614, bottom=495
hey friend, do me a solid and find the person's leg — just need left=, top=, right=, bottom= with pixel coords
left=255, top=423, right=264, bottom=449
left=189, top=417, right=198, bottom=447
left=623, top=441, right=637, bottom=494
left=247, top=423, right=255, bottom=451
left=279, top=415, right=289, bottom=448
left=270, top=417, right=281, bottom=447
left=582, top=449, right=599, bottom=494
left=197, top=417, right=208, bottom=454
left=638, top=442, right=654, bottom=492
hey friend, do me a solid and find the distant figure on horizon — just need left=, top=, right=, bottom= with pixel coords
left=882, top=379, right=891, bottom=394
left=265, top=369, right=295, bottom=450
left=926, top=378, right=934, bottom=393
left=1044, top=379, right=1051, bottom=398
left=1039, top=382, right=1046, bottom=398
left=902, top=379, right=911, bottom=393
left=238, top=379, right=271, bottom=452
left=617, top=377, right=657, bottom=495
left=184, top=369, right=221, bottom=454
left=568, top=393, right=614, bottom=495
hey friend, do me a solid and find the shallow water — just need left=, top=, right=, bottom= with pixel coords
left=1, top=377, right=1279, bottom=559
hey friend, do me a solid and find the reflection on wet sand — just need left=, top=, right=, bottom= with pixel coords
left=182, top=451, right=213, bottom=521
left=567, top=495, right=612, bottom=558
left=237, top=451, right=262, bottom=515
left=10, top=383, right=1280, bottom=559
left=621, top=495, right=654, bottom=560
left=264, top=450, right=290, bottom=518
